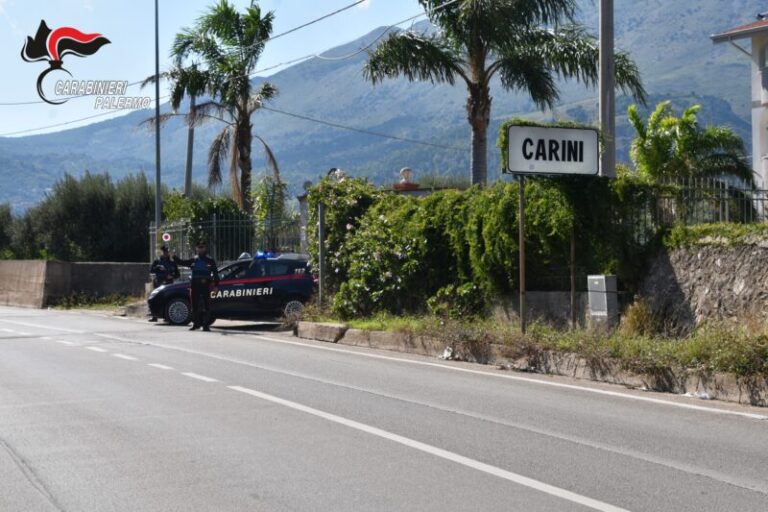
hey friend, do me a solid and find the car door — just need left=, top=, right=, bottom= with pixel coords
left=261, top=260, right=293, bottom=312
left=210, top=262, right=250, bottom=316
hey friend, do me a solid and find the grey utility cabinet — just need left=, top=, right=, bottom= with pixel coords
left=587, top=275, right=618, bottom=327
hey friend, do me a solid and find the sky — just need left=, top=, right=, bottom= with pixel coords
left=0, top=0, right=417, bottom=136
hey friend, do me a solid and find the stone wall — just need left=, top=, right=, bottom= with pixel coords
left=642, top=245, right=768, bottom=333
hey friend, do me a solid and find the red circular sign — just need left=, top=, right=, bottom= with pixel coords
left=161, top=233, right=171, bottom=242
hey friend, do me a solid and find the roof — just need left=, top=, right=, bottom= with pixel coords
left=712, top=19, right=768, bottom=43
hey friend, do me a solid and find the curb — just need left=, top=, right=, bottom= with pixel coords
left=296, top=322, right=768, bottom=407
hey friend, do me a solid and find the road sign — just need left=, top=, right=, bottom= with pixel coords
left=162, top=232, right=171, bottom=242
left=505, top=125, right=599, bottom=176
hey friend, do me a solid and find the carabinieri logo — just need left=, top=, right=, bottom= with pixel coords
left=21, top=20, right=110, bottom=105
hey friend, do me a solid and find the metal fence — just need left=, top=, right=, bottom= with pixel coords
left=149, top=215, right=302, bottom=263
left=654, top=178, right=768, bottom=226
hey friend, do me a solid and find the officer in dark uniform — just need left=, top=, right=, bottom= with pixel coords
left=173, top=241, right=219, bottom=331
left=149, top=245, right=179, bottom=322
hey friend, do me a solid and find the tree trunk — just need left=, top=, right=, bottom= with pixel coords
left=237, top=119, right=254, bottom=213
left=467, top=82, right=492, bottom=186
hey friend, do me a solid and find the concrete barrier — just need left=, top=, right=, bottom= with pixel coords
left=0, top=260, right=150, bottom=308
left=0, top=260, right=48, bottom=308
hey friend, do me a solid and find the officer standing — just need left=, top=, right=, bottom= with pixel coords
left=173, top=241, right=219, bottom=331
left=149, top=245, right=179, bottom=322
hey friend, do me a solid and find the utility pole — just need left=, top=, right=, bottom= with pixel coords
left=184, top=95, right=196, bottom=197
left=599, top=0, right=616, bottom=178
left=154, top=0, right=162, bottom=235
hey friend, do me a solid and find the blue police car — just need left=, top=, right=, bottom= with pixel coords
left=148, top=253, right=314, bottom=326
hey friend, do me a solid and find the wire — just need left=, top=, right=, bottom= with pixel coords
left=261, top=106, right=465, bottom=151
left=0, top=1, right=369, bottom=107
left=267, top=0, right=368, bottom=42
left=0, top=0, right=463, bottom=140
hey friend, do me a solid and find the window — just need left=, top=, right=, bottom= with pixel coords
left=220, top=263, right=248, bottom=281
left=247, top=261, right=265, bottom=278
left=266, top=262, right=290, bottom=276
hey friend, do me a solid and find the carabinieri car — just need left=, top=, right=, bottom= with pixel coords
left=148, top=253, right=314, bottom=326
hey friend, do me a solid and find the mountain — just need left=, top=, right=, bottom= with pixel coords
left=0, top=0, right=762, bottom=211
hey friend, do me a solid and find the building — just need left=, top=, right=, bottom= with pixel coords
left=713, top=16, right=768, bottom=186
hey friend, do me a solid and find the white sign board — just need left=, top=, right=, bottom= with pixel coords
left=505, top=125, right=599, bottom=176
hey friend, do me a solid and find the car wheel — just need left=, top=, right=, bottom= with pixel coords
left=165, top=297, right=191, bottom=326
left=283, top=299, right=304, bottom=318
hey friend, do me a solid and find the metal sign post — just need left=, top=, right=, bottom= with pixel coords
left=518, top=176, right=527, bottom=335
left=504, top=124, right=601, bottom=334
left=318, top=202, right=326, bottom=308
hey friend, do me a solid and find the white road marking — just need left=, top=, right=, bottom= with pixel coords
left=85, top=347, right=108, bottom=353
left=0, top=319, right=84, bottom=333
left=228, top=385, right=630, bottom=512
left=147, top=363, right=175, bottom=371
left=36, top=326, right=768, bottom=421
left=0, top=328, right=14, bottom=333
left=112, top=353, right=138, bottom=361
left=54, top=340, right=75, bottom=346
left=181, top=372, right=219, bottom=383
left=252, top=335, right=768, bottom=421
left=40, top=336, right=52, bottom=340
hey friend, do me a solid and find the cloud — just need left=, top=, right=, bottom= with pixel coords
left=357, top=0, right=372, bottom=9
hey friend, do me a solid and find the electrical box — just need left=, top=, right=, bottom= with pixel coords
left=588, top=275, right=618, bottom=327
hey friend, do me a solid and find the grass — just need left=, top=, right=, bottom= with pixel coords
left=53, top=293, right=140, bottom=311
left=665, top=223, right=768, bottom=249
left=305, top=309, right=768, bottom=378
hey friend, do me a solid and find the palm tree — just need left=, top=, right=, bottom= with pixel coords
left=364, top=0, right=646, bottom=185
left=167, top=0, right=280, bottom=212
left=628, top=101, right=754, bottom=186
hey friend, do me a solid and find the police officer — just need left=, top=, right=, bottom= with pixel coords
left=149, top=245, right=179, bottom=322
left=174, top=241, right=219, bottom=331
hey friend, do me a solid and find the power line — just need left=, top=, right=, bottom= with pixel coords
left=0, top=0, right=462, bottom=140
left=268, top=0, right=368, bottom=42
left=261, top=106, right=465, bottom=151
left=0, top=1, right=369, bottom=107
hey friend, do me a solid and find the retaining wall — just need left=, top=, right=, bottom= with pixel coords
left=0, top=260, right=149, bottom=308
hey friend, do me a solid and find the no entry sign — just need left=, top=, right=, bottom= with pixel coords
left=504, top=125, right=599, bottom=176
left=162, top=233, right=171, bottom=242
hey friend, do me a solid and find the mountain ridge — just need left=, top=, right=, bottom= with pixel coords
left=0, top=0, right=762, bottom=210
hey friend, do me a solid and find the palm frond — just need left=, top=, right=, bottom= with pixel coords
left=208, top=127, right=231, bottom=188
left=140, top=112, right=178, bottom=130
left=364, top=32, right=466, bottom=86
left=254, top=134, right=280, bottom=181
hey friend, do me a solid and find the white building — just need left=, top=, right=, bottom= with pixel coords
left=713, top=18, right=768, bottom=187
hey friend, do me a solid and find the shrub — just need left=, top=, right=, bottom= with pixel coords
left=427, top=283, right=485, bottom=320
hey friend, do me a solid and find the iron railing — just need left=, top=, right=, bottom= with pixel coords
left=150, top=215, right=302, bottom=263
left=654, top=178, right=768, bottom=226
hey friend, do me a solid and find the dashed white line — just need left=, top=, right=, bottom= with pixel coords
left=54, top=340, right=75, bottom=346
left=228, top=385, right=630, bottom=512
left=181, top=372, right=219, bottom=383
left=112, top=354, right=138, bottom=361
left=85, top=347, right=108, bottom=353
left=0, top=319, right=84, bottom=333
left=147, top=363, right=175, bottom=371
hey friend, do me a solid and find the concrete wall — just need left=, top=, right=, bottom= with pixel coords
left=492, top=292, right=589, bottom=327
left=0, top=260, right=48, bottom=308
left=0, top=260, right=150, bottom=308
left=70, top=263, right=149, bottom=297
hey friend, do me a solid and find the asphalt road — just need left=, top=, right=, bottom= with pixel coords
left=0, top=305, right=766, bottom=512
